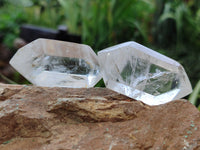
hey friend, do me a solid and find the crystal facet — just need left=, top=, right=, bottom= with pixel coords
left=10, top=39, right=101, bottom=88
left=98, top=41, right=192, bottom=105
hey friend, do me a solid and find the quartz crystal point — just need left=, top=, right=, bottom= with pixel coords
left=98, top=41, right=192, bottom=105
left=10, top=39, right=101, bottom=88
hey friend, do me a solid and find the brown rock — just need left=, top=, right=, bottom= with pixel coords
left=0, top=83, right=199, bottom=150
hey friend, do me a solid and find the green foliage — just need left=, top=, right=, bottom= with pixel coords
left=153, top=0, right=200, bottom=87
left=155, top=0, right=200, bottom=48
left=95, top=79, right=105, bottom=87
left=0, top=0, right=63, bottom=48
left=189, top=80, right=200, bottom=106
left=0, top=3, right=26, bottom=48
left=57, top=0, right=81, bottom=34
left=23, top=0, right=63, bottom=28
left=58, top=0, right=155, bottom=51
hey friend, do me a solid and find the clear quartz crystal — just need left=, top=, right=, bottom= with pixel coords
left=10, top=39, right=101, bottom=88
left=98, top=41, right=192, bottom=105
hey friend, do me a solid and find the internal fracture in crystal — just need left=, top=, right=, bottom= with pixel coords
left=98, top=41, right=192, bottom=105
left=10, top=39, right=101, bottom=88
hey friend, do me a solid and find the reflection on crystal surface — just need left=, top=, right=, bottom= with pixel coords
left=143, top=65, right=179, bottom=96
left=32, top=55, right=99, bottom=87
left=10, top=39, right=101, bottom=88
left=33, top=56, right=91, bottom=74
left=98, top=41, right=192, bottom=105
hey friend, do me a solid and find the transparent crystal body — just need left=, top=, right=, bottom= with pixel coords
left=98, top=41, right=192, bottom=105
left=10, top=39, right=101, bottom=88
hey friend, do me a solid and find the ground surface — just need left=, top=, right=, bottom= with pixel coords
left=0, top=83, right=200, bottom=150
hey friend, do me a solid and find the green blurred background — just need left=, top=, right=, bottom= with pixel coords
left=0, top=0, right=199, bottom=108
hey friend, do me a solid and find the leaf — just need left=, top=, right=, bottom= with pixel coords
left=128, top=20, right=148, bottom=44
left=189, top=80, right=200, bottom=106
left=159, top=13, right=175, bottom=24
left=7, top=0, right=33, bottom=7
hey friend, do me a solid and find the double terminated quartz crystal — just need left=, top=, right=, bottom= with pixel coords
left=10, top=39, right=101, bottom=88
left=98, top=42, right=192, bottom=105
left=10, top=39, right=192, bottom=105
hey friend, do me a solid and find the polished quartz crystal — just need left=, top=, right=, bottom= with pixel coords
left=10, top=39, right=101, bottom=88
left=98, top=41, right=192, bottom=105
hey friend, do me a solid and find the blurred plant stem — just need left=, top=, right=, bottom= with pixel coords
left=0, top=73, right=17, bottom=84
left=189, top=80, right=200, bottom=106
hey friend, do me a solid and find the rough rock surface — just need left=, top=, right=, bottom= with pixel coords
left=0, top=83, right=199, bottom=150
